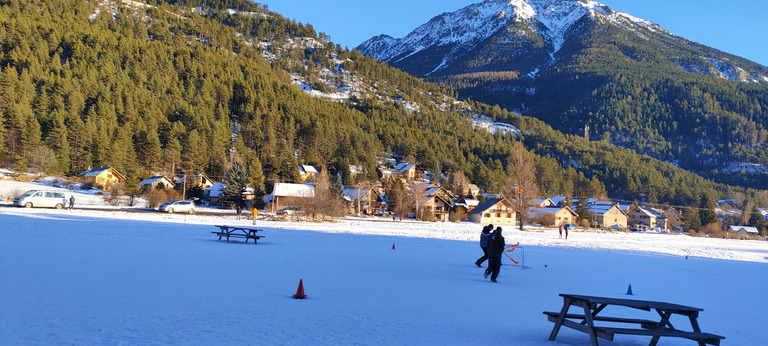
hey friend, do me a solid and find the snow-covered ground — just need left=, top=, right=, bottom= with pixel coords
left=2, top=179, right=767, bottom=345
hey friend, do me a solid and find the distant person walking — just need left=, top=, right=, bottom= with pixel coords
left=484, top=226, right=505, bottom=283
left=68, top=195, right=75, bottom=210
left=251, top=207, right=259, bottom=225
left=559, top=224, right=563, bottom=239
left=236, top=205, right=242, bottom=220
left=565, top=224, right=570, bottom=239
left=475, top=224, right=493, bottom=267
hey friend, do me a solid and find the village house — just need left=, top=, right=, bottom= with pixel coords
left=415, top=184, right=454, bottom=222
left=175, top=172, right=215, bottom=190
left=263, top=183, right=315, bottom=212
left=205, top=182, right=224, bottom=206
left=628, top=206, right=668, bottom=230
left=78, top=167, right=125, bottom=188
left=394, top=162, right=417, bottom=181
left=727, top=225, right=760, bottom=237
left=468, top=198, right=517, bottom=226
left=454, top=198, right=480, bottom=214
left=548, top=195, right=569, bottom=207
left=139, top=176, right=175, bottom=190
left=528, top=198, right=555, bottom=208
left=527, top=206, right=578, bottom=227
left=462, top=184, right=480, bottom=199
left=343, top=186, right=385, bottom=215
left=299, top=165, right=319, bottom=182
left=587, top=203, right=629, bottom=229
left=662, top=208, right=684, bottom=231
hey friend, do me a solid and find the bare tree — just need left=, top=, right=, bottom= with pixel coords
left=503, top=142, right=541, bottom=230
left=28, top=145, right=56, bottom=177
left=410, top=182, right=431, bottom=221
left=352, top=181, right=371, bottom=216
left=451, top=170, right=471, bottom=197
left=301, top=166, right=346, bottom=221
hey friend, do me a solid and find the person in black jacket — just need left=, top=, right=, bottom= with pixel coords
left=484, top=226, right=505, bottom=282
left=475, top=224, right=493, bottom=267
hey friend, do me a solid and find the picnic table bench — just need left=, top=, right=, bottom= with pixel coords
left=211, top=225, right=265, bottom=244
left=544, top=293, right=724, bottom=346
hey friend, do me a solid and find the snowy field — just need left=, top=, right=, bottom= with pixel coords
left=1, top=181, right=768, bottom=345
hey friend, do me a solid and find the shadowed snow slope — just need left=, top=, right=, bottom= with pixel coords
left=1, top=207, right=766, bottom=345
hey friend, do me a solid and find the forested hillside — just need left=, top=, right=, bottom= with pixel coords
left=0, top=0, right=765, bottom=210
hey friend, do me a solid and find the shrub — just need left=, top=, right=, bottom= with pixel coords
left=534, top=212, right=556, bottom=227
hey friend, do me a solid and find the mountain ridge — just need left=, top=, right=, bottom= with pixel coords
left=357, top=0, right=768, bottom=188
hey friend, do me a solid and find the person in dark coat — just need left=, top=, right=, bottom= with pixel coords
left=68, top=195, right=75, bottom=210
left=475, top=224, right=493, bottom=267
left=484, top=226, right=505, bottom=282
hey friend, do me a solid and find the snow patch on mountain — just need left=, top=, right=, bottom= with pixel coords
left=359, top=0, right=669, bottom=74
left=472, top=114, right=521, bottom=136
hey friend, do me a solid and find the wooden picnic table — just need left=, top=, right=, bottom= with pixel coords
left=211, top=225, right=265, bottom=244
left=544, top=293, right=724, bottom=346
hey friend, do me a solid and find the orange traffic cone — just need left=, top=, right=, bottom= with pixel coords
left=392, top=243, right=396, bottom=250
left=293, top=279, right=307, bottom=299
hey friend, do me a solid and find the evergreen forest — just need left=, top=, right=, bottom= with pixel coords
left=1, top=0, right=766, bottom=212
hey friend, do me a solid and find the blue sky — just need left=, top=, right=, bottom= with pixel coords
left=262, top=0, right=768, bottom=66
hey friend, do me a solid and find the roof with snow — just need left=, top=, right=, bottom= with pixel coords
left=78, top=167, right=125, bottom=180
left=631, top=206, right=665, bottom=219
left=469, top=198, right=512, bottom=215
left=342, top=187, right=371, bottom=202
left=273, top=183, right=315, bottom=198
left=548, top=196, right=568, bottom=206
left=139, top=176, right=174, bottom=187
left=528, top=198, right=554, bottom=207
left=588, top=203, right=626, bottom=217
left=394, top=162, right=416, bottom=173
left=728, top=226, right=759, bottom=235
left=527, top=206, right=577, bottom=218
left=206, top=182, right=224, bottom=198
left=300, top=165, right=318, bottom=175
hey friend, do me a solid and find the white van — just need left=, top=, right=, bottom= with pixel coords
left=13, top=190, right=68, bottom=209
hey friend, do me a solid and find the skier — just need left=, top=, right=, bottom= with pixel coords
left=475, top=224, right=493, bottom=267
left=484, top=226, right=505, bottom=283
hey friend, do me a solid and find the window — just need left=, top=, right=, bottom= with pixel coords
left=507, top=213, right=512, bottom=218
left=496, top=213, right=501, bottom=218
left=484, top=213, right=490, bottom=217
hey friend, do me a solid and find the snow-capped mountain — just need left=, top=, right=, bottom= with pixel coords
left=358, top=0, right=767, bottom=82
left=358, top=0, right=768, bottom=186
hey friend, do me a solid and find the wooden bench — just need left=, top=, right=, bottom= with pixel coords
left=545, top=293, right=724, bottom=346
left=212, top=225, right=265, bottom=244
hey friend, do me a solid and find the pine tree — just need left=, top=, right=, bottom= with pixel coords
left=330, top=172, right=345, bottom=198
left=699, top=194, right=718, bottom=226
left=222, top=162, right=248, bottom=209
left=682, top=207, right=702, bottom=231
left=244, top=151, right=265, bottom=201
left=164, top=137, right=182, bottom=175
left=748, top=206, right=767, bottom=235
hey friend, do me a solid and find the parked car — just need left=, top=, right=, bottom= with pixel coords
left=159, top=200, right=196, bottom=214
left=13, top=190, right=67, bottom=209
left=277, top=206, right=300, bottom=215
